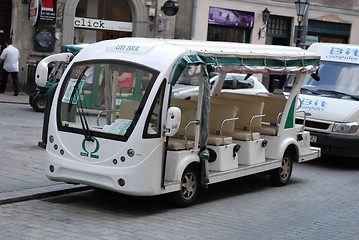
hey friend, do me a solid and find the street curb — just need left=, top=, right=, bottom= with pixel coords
left=0, top=100, right=28, bottom=105
left=0, top=184, right=92, bottom=205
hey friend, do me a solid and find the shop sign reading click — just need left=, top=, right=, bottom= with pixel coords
left=74, top=17, right=133, bottom=32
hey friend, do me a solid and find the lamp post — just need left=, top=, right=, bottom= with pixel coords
left=258, top=8, right=271, bottom=39
left=294, top=0, right=310, bottom=48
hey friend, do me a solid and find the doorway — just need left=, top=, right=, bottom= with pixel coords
left=0, top=0, right=11, bottom=52
left=0, top=0, right=12, bottom=83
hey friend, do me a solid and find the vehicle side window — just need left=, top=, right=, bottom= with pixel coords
left=222, top=75, right=234, bottom=89
left=235, top=76, right=255, bottom=89
left=143, top=80, right=166, bottom=138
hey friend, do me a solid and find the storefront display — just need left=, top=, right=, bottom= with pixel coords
left=207, top=7, right=254, bottom=43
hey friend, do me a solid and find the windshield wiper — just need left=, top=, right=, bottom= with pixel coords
left=300, top=87, right=321, bottom=95
left=67, top=66, right=94, bottom=141
left=77, top=97, right=94, bottom=142
left=68, top=66, right=89, bottom=106
left=317, top=90, right=359, bottom=101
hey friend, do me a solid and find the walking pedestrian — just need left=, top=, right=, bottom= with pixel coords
left=0, top=39, right=20, bottom=96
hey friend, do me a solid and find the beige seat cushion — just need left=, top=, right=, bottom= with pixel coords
left=118, top=99, right=140, bottom=120
left=207, top=103, right=238, bottom=146
left=170, top=99, right=197, bottom=137
left=209, top=103, right=238, bottom=134
left=207, top=134, right=233, bottom=146
left=258, top=125, right=278, bottom=136
left=229, top=129, right=261, bottom=141
left=168, top=138, right=194, bottom=150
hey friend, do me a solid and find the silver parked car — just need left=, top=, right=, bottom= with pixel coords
left=172, top=73, right=269, bottom=99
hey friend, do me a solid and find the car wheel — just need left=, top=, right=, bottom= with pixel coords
left=31, top=94, right=46, bottom=112
left=269, top=149, right=293, bottom=186
left=173, top=166, right=200, bottom=207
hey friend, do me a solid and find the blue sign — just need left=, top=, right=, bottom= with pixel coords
left=324, top=47, right=359, bottom=62
left=301, top=98, right=327, bottom=112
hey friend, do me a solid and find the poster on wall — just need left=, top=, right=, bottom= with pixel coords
left=40, top=0, right=57, bottom=24
left=208, top=7, right=254, bottom=29
left=34, top=26, right=56, bottom=52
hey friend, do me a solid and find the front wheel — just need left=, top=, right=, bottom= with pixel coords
left=269, top=149, right=294, bottom=186
left=172, top=166, right=200, bottom=207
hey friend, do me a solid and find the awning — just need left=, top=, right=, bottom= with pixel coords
left=171, top=54, right=320, bottom=85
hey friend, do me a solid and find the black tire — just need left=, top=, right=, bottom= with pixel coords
left=173, top=166, right=200, bottom=207
left=269, top=149, right=294, bottom=186
left=31, top=94, right=46, bottom=112
left=29, top=92, right=37, bottom=108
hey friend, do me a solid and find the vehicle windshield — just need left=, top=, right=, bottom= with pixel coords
left=176, top=65, right=202, bottom=86
left=285, top=61, right=359, bottom=99
left=57, top=61, right=158, bottom=141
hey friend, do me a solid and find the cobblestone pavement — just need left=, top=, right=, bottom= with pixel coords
left=0, top=158, right=359, bottom=240
left=0, top=92, right=359, bottom=239
left=0, top=92, right=85, bottom=204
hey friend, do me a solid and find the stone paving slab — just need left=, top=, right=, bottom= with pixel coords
left=0, top=92, right=87, bottom=204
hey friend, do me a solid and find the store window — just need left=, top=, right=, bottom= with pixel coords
left=307, top=20, right=350, bottom=44
left=74, top=0, right=132, bottom=44
left=265, top=16, right=291, bottom=46
left=207, top=7, right=254, bottom=43
left=264, top=16, right=292, bottom=91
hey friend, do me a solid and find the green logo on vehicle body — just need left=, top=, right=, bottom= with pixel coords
left=80, top=137, right=100, bottom=159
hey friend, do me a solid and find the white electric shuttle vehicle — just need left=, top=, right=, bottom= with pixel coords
left=36, top=38, right=321, bottom=206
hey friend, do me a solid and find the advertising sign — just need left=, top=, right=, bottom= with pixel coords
left=322, top=46, right=359, bottom=63
left=74, top=17, right=133, bottom=32
left=305, top=35, right=319, bottom=46
left=40, top=0, right=57, bottom=24
left=208, top=7, right=254, bottom=29
left=29, top=0, right=41, bottom=26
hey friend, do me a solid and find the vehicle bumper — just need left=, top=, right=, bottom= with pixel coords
left=45, top=151, right=166, bottom=196
left=310, top=132, right=359, bottom=158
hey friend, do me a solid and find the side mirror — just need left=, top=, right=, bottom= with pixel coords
left=311, top=69, right=320, bottom=81
left=161, top=0, right=179, bottom=16
left=35, top=52, right=73, bottom=87
left=165, top=107, right=181, bottom=137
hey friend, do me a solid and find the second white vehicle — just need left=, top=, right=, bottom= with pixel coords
left=172, top=72, right=269, bottom=99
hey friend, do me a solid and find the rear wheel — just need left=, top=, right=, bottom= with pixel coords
left=31, top=94, right=46, bottom=112
left=173, top=166, right=200, bottom=207
left=29, top=92, right=36, bottom=107
left=270, top=149, right=294, bottom=186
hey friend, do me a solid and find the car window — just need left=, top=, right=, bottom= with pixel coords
left=234, top=75, right=255, bottom=89
left=222, top=75, right=235, bottom=89
left=221, top=75, right=255, bottom=89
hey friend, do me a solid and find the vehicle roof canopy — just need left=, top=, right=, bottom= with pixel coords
left=73, top=38, right=320, bottom=84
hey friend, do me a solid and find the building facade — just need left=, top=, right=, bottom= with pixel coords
left=188, top=0, right=358, bottom=45
left=1, top=0, right=359, bottom=91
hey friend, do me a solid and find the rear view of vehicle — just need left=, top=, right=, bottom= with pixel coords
left=287, top=43, right=359, bottom=157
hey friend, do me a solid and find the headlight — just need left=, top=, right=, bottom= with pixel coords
left=332, top=122, right=359, bottom=133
